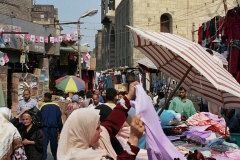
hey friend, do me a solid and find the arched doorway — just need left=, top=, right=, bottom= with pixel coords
left=160, top=13, right=172, bottom=33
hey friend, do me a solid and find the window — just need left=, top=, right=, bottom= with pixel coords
left=160, top=13, right=172, bottom=33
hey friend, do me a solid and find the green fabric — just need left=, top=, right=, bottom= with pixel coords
left=169, top=97, right=196, bottom=118
left=0, top=81, right=5, bottom=107
left=56, top=78, right=69, bottom=90
left=222, top=141, right=239, bottom=149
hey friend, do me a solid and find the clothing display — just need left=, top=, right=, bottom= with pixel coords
left=182, top=129, right=212, bottom=139
left=187, top=112, right=228, bottom=135
left=131, top=85, right=186, bottom=160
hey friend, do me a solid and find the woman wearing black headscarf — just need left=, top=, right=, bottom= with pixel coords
left=11, top=109, right=44, bottom=160
left=95, top=104, right=124, bottom=155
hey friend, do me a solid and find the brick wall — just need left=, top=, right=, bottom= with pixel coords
left=0, top=0, right=32, bottom=21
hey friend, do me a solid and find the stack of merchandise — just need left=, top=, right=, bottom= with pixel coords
left=33, top=58, right=50, bottom=99
left=0, top=66, right=8, bottom=106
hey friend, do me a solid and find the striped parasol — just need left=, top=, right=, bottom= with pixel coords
left=128, top=26, right=240, bottom=109
left=55, top=76, right=85, bottom=92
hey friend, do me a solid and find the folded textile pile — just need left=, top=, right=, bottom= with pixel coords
left=187, top=112, right=229, bottom=135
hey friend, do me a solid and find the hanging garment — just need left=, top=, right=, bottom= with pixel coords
left=107, top=75, right=113, bottom=88
left=130, top=85, right=186, bottom=160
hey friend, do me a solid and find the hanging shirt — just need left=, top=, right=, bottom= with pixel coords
left=224, top=9, right=240, bottom=45
left=131, top=85, right=186, bottom=160
left=168, top=97, right=196, bottom=119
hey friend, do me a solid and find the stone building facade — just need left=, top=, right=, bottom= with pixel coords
left=115, top=0, right=238, bottom=67
left=0, top=0, right=32, bottom=21
left=95, top=30, right=103, bottom=71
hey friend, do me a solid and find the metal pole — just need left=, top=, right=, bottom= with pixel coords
left=77, top=18, right=82, bottom=78
left=158, top=66, right=193, bottom=116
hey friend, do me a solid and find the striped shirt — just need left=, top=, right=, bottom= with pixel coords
left=17, top=98, right=38, bottom=114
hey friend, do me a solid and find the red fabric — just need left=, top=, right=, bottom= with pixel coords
left=228, top=50, right=240, bottom=74
left=101, top=96, right=140, bottom=159
left=112, top=75, right=117, bottom=85
left=206, top=24, right=210, bottom=37
left=236, top=72, right=240, bottom=83
left=210, top=36, right=214, bottom=47
left=219, top=20, right=223, bottom=35
left=223, top=9, right=240, bottom=45
left=198, top=26, right=202, bottom=44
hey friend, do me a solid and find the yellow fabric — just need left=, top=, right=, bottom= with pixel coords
left=65, top=78, right=78, bottom=92
left=39, top=102, right=60, bottom=110
left=57, top=108, right=117, bottom=160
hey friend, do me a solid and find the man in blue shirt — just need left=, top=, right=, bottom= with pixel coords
left=94, top=89, right=104, bottom=103
left=40, top=92, right=62, bottom=160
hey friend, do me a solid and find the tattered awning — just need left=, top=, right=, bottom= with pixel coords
left=136, top=57, right=157, bottom=69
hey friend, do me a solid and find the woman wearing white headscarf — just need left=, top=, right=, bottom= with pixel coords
left=58, top=82, right=145, bottom=160
left=0, top=107, right=27, bottom=160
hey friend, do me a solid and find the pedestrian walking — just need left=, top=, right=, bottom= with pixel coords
left=40, top=92, right=63, bottom=160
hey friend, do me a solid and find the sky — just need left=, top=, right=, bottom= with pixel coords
left=35, top=0, right=102, bottom=51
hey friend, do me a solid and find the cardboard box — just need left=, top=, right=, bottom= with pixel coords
left=30, top=88, right=38, bottom=96
left=0, top=66, right=8, bottom=74
left=38, top=82, right=44, bottom=90
left=90, top=58, right=96, bottom=70
left=12, top=93, right=21, bottom=102
left=38, top=58, right=49, bottom=69
left=33, top=68, right=42, bottom=77
left=114, top=84, right=128, bottom=91
left=0, top=74, right=7, bottom=82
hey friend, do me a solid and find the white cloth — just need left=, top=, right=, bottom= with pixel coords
left=158, top=98, right=165, bottom=108
left=57, top=108, right=117, bottom=160
left=153, top=96, right=158, bottom=105
left=213, top=55, right=223, bottom=68
left=88, top=102, right=102, bottom=108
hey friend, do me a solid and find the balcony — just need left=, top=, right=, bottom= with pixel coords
left=101, top=0, right=121, bottom=24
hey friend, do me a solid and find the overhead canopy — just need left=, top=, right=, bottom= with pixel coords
left=128, top=26, right=240, bottom=108
left=136, top=57, right=157, bottom=69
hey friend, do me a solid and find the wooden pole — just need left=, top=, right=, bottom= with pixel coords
left=158, top=65, right=193, bottom=116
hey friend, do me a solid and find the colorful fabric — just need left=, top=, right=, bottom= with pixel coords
left=65, top=102, right=81, bottom=119
left=187, top=112, right=228, bottom=135
left=225, top=149, right=240, bottom=159
left=131, top=85, right=186, bottom=160
left=55, top=75, right=85, bottom=92
left=182, top=129, right=212, bottom=139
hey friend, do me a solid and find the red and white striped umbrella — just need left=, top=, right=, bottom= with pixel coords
left=128, top=26, right=240, bottom=108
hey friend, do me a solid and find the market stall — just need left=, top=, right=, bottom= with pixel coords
left=128, top=26, right=240, bottom=159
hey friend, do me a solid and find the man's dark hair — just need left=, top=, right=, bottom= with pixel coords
left=86, top=91, right=93, bottom=98
left=23, top=89, right=31, bottom=94
left=206, top=49, right=213, bottom=55
left=118, top=91, right=126, bottom=96
left=44, top=92, right=52, bottom=100
left=179, top=86, right=186, bottom=92
left=158, top=92, right=165, bottom=98
left=106, top=88, right=117, bottom=101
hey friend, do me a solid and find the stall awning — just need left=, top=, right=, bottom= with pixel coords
left=60, top=46, right=88, bottom=53
left=136, top=57, right=157, bottom=69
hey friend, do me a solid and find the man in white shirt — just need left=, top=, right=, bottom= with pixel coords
left=88, top=94, right=102, bottom=108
